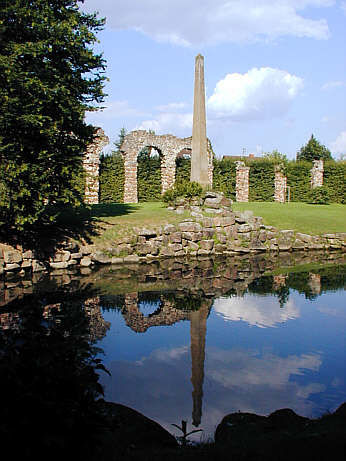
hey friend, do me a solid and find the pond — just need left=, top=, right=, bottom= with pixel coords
left=1, top=251, right=345, bottom=443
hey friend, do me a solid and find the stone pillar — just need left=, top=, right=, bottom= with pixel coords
left=83, top=127, right=109, bottom=204
left=235, top=161, right=250, bottom=202
left=308, top=273, right=321, bottom=295
left=161, top=153, right=176, bottom=195
left=191, top=54, right=210, bottom=187
left=310, top=159, right=324, bottom=188
left=273, top=274, right=287, bottom=290
left=190, top=302, right=210, bottom=427
left=123, top=152, right=138, bottom=203
left=274, top=166, right=287, bottom=203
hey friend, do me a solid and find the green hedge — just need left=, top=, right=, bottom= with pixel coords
left=175, top=157, right=191, bottom=183
left=212, top=158, right=236, bottom=199
left=248, top=160, right=275, bottom=201
left=99, top=152, right=124, bottom=203
left=137, top=150, right=161, bottom=202
left=286, top=161, right=312, bottom=202
left=98, top=151, right=345, bottom=204
left=324, top=161, right=346, bottom=204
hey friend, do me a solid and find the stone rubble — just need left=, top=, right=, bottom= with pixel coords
left=0, top=191, right=345, bottom=280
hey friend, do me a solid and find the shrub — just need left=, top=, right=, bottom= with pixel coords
left=308, top=186, right=330, bottom=204
left=162, top=180, right=203, bottom=205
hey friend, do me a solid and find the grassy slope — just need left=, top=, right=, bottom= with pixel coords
left=86, top=202, right=346, bottom=248
left=232, top=202, right=346, bottom=235
left=88, top=202, right=190, bottom=246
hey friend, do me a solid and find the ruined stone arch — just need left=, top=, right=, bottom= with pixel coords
left=120, top=130, right=213, bottom=203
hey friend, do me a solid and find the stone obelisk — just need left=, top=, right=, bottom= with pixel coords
left=191, top=54, right=209, bottom=186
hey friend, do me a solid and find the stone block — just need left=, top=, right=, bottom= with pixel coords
left=80, top=256, right=92, bottom=267
left=160, top=247, right=175, bottom=257
left=124, top=255, right=140, bottom=263
left=202, top=228, right=215, bottom=239
left=202, top=217, right=214, bottom=227
left=49, top=261, right=68, bottom=269
left=92, top=253, right=111, bottom=264
left=220, top=216, right=235, bottom=226
left=188, top=242, right=199, bottom=251
left=3, top=250, right=22, bottom=264
left=179, top=221, right=202, bottom=232
left=200, top=240, right=214, bottom=251
left=50, top=250, right=70, bottom=262
left=70, top=252, right=83, bottom=260
left=169, top=243, right=183, bottom=252
left=21, top=260, right=32, bottom=269
left=67, top=259, right=78, bottom=266
left=5, top=263, right=20, bottom=271
left=138, top=228, right=157, bottom=238
left=237, top=224, right=252, bottom=233
left=197, top=249, right=212, bottom=256
left=80, top=246, right=92, bottom=255
left=32, top=260, right=46, bottom=272
left=204, top=208, right=222, bottom=214
left=215, top=244, right=227, bottom=253
left=170, top=232, right=182, bottom=243
left=22, top=250, right=34, bottom=259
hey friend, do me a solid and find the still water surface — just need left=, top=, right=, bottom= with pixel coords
left=96, top=267, right=346, bottom=440
left=1, top=255, right=345, bottom=442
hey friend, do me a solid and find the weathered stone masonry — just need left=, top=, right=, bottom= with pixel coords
left=82, top=128, right=109, bottom=204
left=120, top=130, right=213, bottom=203
left=236, top=161, right=250, bottom=202
left=274, top=166, right=287, bottom=203
left=311, top=159, right=324, bottom=188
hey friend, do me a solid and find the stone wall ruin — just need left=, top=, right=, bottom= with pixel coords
left=120, top=130, right=213, bottom=203
left=235, top=161, right=250, bottom=202
left=82, top=127, right=109, bottom=204
left=310, top=159, right=324, bottom=188
left=82, top=130, right=326, bottom=205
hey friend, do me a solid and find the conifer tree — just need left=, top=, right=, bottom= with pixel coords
left=0, top=0, right=106, bottom=231
left=297, top=134, right=333, bottom=162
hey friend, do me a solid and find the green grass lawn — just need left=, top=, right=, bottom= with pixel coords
left=84, top=201, right=346, bottom=248
left=232, top=202, right=346, bottom=235
left=88, top=202, right=190, bottom=246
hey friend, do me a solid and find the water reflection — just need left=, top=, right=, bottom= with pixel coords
left=1, top=254, right=345, bottom=442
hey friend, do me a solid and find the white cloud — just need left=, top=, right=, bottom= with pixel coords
left=321, top=80, right=346, bottom=90
left=341, top=1, right=346, bottom=14
left=330, top=130, right=346, bottom=154
left=137, top=111, right=193, bottom=135
left=81, top=0, right=333, bottom=46
left=213, top=294, right=300, bottom=328
left=85, top=100, right=147, bottom=122
left=207, top=67, right=303, bottom=121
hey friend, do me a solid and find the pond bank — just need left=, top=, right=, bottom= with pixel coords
left=1, top=206, right=345, bottom=281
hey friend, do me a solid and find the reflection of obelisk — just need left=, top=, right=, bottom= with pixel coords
left=191, top=54, right=209, bottom=186
left=190, top=302, right=210, bottom=427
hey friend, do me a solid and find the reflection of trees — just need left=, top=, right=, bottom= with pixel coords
left=0, top=295, right=108, bottom=460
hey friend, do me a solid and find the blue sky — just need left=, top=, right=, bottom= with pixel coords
left=82, top=0, right=346, bottom=159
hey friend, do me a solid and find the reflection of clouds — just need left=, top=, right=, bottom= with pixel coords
left=213, top=295, right=300, bottom=328
left=100, top=345, right=325, bottom=439
left=317, top=305, right=346, bottom=319
left=206, top=348, right=322, bottom=389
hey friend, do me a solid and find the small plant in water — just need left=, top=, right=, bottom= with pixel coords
left=172, top=420, right=203, bottom=446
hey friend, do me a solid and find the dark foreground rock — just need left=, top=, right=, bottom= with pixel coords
left=94, top=401, right=177, bottom=458
left=215, top=402, right=346, bottom=461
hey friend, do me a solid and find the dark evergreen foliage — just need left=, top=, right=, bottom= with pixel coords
left=297, top=134, right=333, bottom=162
left=137, top=149, right=162, bottom=202
left=248, top=160, right=275, bottom=201
left=0, top=0, right=106, bottom=231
